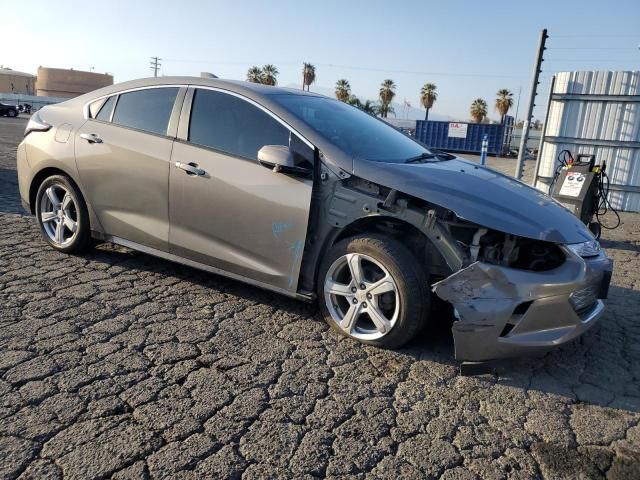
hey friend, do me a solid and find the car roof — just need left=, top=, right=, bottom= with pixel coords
left=80, top=76, right=326, bottom=102
left=60, top=75, right=353, bottom=176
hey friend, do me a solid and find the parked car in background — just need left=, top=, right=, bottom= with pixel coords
left=18, top=103, right=32, bottom=114
left=0, top=102, right=18, bottom=117
left=16, top=77, right=612, bottom=362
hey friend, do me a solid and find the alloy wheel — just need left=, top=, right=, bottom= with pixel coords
left=39, top=183, right=79, bottom=247
left=323, top=253, right=400, bottom=340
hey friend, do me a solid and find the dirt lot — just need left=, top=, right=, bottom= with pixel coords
left=1, top=116, right=639, bottom=479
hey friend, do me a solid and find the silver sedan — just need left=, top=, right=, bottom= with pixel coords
left=16, top=77, right=612, bottom=362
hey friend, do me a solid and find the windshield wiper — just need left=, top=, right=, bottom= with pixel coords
left=404, top=152, right=436, bottom=163
left=405, top=150, right=455, bottom=163
left=430, top=149, right=456, bottom=160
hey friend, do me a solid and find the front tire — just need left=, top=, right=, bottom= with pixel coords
left=7, top=109, right=17, bottom=118
left=35, top=175, right=91, bottom=253
left=317, top=234, right=429, bottom=349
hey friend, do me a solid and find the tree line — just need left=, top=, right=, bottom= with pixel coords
left=246, top=63, right=514, bottom=123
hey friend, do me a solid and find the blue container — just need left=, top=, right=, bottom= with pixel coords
left=414, top=116, right=514, bottom=156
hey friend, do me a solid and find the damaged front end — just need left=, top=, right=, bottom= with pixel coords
left=310, top=159, right=613, bottom=363
left=432, top=232, right=612, bottom=362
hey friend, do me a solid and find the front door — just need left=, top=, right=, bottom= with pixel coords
left=75, top=87, right=180, bottom=251
left=169, top=88, right=314, bottom=293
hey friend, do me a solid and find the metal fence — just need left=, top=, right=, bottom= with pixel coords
left=511, top=128, right=542, bottom=152
left=533, top=71, right=640, bottom=212
left=0, top=92, right=67, bottom=111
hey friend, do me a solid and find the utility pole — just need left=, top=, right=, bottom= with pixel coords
left=150, top=56, right=162, bottom=77
left=515, top=28, right=548, bottom=180
left=513, top=85, right=522, bottom=127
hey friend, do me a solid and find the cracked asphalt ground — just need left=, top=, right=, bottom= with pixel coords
left=1, top=116, right=640, bottom=479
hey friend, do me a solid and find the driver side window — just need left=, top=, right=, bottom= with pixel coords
left=188, top=89, right=313, bottom=168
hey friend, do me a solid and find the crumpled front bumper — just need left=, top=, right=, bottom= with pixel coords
left=432, top=248, right=613, bottom=362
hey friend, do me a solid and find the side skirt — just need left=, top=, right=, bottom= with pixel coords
left=91, top=231, right=315, bottom=302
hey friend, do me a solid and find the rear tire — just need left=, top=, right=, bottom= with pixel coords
left=317, top=234, right=429, bottom=349
left=35, top=175, right=91, bottom=254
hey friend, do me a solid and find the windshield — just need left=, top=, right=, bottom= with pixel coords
left=271, top=94, right=430, bottom=163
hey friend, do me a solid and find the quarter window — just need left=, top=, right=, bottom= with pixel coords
left=111, top=87, right=178, bottom=136
left=188, top=89, right=290, bottom=161
left=95, top=95, right=116, bottom=122
left=89, top=97, right=106, bottom=118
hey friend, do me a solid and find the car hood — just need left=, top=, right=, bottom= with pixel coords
left=352, top=156, right=594, bottom=244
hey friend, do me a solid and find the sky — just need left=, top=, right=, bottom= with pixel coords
left=3, top=0, right=640, bottom=121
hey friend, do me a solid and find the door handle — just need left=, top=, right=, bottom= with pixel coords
left=175, top=162, right=206, bottom=176
left=79, top=133, right=103, bottom=144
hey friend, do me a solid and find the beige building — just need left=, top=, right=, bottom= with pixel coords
left=0, top=68, right=36, bottom=95
left=35, top=67, right=113, bottom=98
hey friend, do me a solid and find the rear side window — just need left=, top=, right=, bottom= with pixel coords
left=189, top=89, right=290, bottom=161
left=95, top=96, right=116, bottom=122
left=112, top=87, right=178, bottom=135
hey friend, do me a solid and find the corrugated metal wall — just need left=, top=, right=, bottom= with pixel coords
left=535, top=71, right=640, bottom=212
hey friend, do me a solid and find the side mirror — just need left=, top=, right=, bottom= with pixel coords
left=258, top=145, right=312, bottom=176
left=258, top=145, right=294, bottom=172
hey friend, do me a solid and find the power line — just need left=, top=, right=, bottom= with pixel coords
left=163, top=58, right=299, bottom=66
left=547, top=47, right=638, bottom=50
left=317, top=63, right=526, bottom=78
left=162, top=57, right=527, bottom=79
left=545, top=59, right=639, bottom=62
left=552, top=34, right=640, bottom=38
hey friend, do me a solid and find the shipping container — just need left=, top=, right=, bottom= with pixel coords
left=414, top=116, right=514, bottom=155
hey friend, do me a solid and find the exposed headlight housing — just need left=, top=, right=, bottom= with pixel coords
left=24, top=112, right=51, bottom=137
left=566, top=240, right=601, bottom=258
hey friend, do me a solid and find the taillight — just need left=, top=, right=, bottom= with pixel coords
left=24, top=112, right=52, bottom=137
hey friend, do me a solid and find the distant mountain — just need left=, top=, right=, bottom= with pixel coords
left=284, top=83, right=452, bottom=121
left=392, top=103, right=452, bottom=122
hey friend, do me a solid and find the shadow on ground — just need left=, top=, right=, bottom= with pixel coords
left=0, top=167, right=25, bottom=216
left=601, top=238, right=639, bottom=253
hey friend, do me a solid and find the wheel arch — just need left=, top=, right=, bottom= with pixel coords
left=311, top=215, right=447, bottom=290
left=29, top=167, right=85, bottom=216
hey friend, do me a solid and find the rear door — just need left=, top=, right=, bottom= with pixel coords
left=169, top=87, right=314, bottom=293
left=75, top=86, right=184, bottom=251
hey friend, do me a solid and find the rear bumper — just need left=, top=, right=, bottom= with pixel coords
left=433, top=249, right=613, bottom=362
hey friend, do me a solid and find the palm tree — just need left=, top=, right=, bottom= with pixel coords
left=302, top=63, right=316, bottom=91
left=261, top=64, right=279, bottom=86
left=361, top=100, right=380, bottom=116
left=347, top=95, right=362, bottom=108
left=378, top=79, right=396, bottom=118
left=246, top=66, right=263, bottom=83
left=335, top=79, right=351, bottom=102
left=470, top=98, right=488, bottom=123
left=378, top=102, right=395, bottom=118
left=495, top=89, right=514, bottom=124
left=347, top=96, right=379, bottom=116
left=420, top=83, right=437, bottom=121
